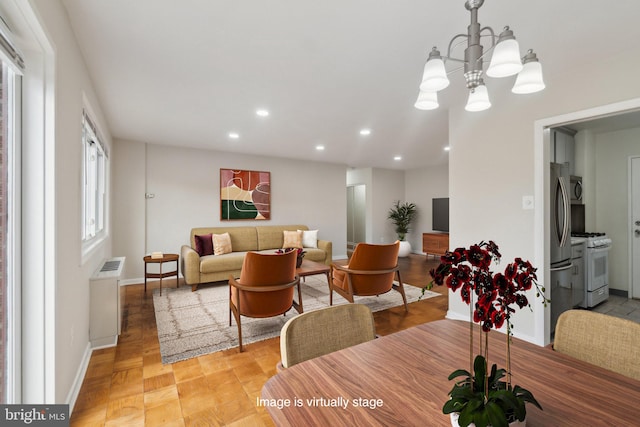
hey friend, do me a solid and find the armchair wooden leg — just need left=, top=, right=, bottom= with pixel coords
left=237, top=316, right=243, bottom=352
left=393, top=271, right=409, bottom=312
left=295, top=282, right=303, bottom=313
left=229, top=303, right=244, bottom=352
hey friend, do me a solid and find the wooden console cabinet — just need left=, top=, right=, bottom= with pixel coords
left=422, top=233, right=449, bottom=258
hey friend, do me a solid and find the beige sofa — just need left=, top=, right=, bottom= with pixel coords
left=181, top=224, right=332, bottom=291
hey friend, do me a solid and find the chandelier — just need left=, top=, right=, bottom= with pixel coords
left=414, top=0, right=545, bottom=112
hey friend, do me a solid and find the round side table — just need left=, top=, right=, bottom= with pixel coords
left=143, top=253, right=179, bottom=296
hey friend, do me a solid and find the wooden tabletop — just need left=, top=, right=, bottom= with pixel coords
left=143, top=253, right=179, bottom=263
left=261, top=319, right=640, bottom=426
left=296, top=259, right=330, bottom=277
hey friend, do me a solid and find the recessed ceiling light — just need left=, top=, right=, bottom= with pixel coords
left=315, top=145, right=325, bottom=151
left=394, top=155, right=402, bottom=161
left=444, top=146, right=451, bottom=151
left=359, top=129, right=371, bottom=136
left=228, top=132, right=240, bottom=139
left=256, top=109, right=269, bottom=117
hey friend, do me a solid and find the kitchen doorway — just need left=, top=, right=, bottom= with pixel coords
left=535, top=97, right=640, bottom=345
left=346, top=184, right=366, bottom=256
left=630, top=157, right=640, bottom=299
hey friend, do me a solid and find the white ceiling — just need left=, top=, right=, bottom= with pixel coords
left=60, top=0, right=640, bottom=170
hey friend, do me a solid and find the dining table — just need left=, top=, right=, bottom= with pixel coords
left=261, top=319, right=640, bottom=426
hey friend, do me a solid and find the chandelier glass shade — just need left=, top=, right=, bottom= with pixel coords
left=414, top=90, right=439, bottom=110
left=416, top=0, right=544, bottom=112
left=465, top=84, right=491, bottom=112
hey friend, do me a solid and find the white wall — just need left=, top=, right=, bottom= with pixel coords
left=15, top=0, right=113, bottom=404
left=112, top=140, right=146, bottom=280
left=371, top=168, right=405, bottom=244
left=113, top=142, right=348, bottom=281
left=594, top=127, right=640, bottom=293
left=405, top=165, right=449, bottom=253
left=448, top=48, right=640, bottom=345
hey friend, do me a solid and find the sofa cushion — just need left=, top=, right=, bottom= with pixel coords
left=200, top=252, right=247, bottom=274
left=194, top=234, right=214, bottom=256
left=300, top=229, right=318, bottom=248
left=282, top=230, right=303, bottom=248
left=213, top=232, right=233, bottom=255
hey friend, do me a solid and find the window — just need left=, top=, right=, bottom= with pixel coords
left=81, top=111, right=107, bottom=248
left=0, top=16, right=23, bottom=403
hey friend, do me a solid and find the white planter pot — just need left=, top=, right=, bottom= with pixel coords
left=450, top=412, right=526, bottom=427
left=398, top=240, right=411, bottom=257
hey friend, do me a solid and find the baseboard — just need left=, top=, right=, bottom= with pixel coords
left=610, top=288, right=628, bottom=298
left=120, top=278, right=144, bottom=286
left=66, top=342, right=92, bottom=413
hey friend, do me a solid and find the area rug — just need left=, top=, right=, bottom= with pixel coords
left=152, top=275, right=440, bottom=364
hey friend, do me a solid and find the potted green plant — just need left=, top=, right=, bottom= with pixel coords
left=387, top=201, right=417, bottom=257
left=425, top=241, right=549, bottom=427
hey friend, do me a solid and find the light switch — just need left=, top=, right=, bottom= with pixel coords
left=522, top=195, right=534, bottom=210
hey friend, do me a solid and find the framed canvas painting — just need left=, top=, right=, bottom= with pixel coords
left=220, top=169, right=271, bottom=220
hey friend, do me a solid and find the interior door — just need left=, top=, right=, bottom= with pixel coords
left=631, top=157, right=640, bottom=299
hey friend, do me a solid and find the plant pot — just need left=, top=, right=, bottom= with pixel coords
left=450, top=412, right=526, bottom=427
left=398, top=240, right=411, bottom=257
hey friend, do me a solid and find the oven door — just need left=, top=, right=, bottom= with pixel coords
left=586, top=246, right=609, bottom=291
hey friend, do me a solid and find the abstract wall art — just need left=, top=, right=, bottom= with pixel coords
left=220, top=168, right=271, bottom=220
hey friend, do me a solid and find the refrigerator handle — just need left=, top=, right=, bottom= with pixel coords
left=558, top=176, right=570, bottom=247
left=550, top=263, right=573, bottom=272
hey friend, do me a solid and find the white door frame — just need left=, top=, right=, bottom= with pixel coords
left=629, top=156, right=640, bottom=299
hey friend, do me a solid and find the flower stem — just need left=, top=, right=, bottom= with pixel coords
left=484, top=331, right=489, bottom=402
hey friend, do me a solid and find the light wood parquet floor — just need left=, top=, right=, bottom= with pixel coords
left=70, top=254, right=447, bottom=426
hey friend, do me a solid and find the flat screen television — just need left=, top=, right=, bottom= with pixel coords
left=432, top=198, right=449, bottom=232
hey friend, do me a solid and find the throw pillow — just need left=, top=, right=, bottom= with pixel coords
left=212, top=232, right=233, bottom=255
left=194, top=233, right=214, bottom=256
left=299, top=229, right=318, bottom=248
left=282, top=230, right=303, bottom=248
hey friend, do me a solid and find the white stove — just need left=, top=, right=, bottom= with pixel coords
left=571, top=232, right=611, bottom=307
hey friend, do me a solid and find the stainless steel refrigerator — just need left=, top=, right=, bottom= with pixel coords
left=550, top=162, right=573, bottom=333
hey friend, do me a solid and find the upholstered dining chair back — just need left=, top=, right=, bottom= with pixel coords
left=553, top=309, right=640, bottom=381
left=229, top=250, right=301, bottom=351
left=279, top=304, right=376, bottom=369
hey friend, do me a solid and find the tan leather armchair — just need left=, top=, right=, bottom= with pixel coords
left=330, top=241, right=408, bottom=311
left=229, top=250, right=302, bottom=352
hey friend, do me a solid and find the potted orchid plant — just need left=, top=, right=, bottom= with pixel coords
left=425, top=241, right=549, bottom=427
left=276, top=247, right=306, bottom=267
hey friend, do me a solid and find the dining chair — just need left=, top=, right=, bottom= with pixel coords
left=330, top=241, right=408, bottom=311
left=229, top=250, right=301, bottom=352
left=553, top=309, right=640, bottom=380
left=278, top=303, right=376, bottom=370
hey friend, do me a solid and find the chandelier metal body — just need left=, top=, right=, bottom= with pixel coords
left=415, top=0, right=545, bottom=112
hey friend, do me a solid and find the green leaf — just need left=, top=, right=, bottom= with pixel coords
left=448, top=369, right=472, bottom=380
left=513, top=385, right=543, bottom=410
left=485, top=401, right=509, bottom=427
